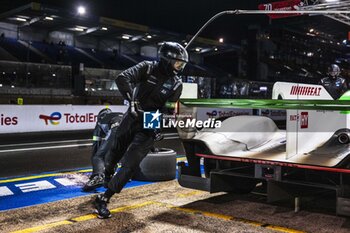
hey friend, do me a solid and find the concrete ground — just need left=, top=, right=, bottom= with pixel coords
left=1, top=180, right=350, bottom=233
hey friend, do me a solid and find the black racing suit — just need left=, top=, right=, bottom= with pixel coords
left=91, top=112, right=123, bottom=176
left=319, top=77, right=348, bottom=100
left=97, top=60, right=182, bottom=194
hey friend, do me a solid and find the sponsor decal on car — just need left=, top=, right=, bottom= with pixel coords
left=290, top=85, right=322, bottom=96
left=300, top=112, right=309, bottom=129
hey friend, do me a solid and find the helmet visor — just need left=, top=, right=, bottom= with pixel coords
left=329, top=70, right=340, bottom=77
left=173, top=60, right=187, bottom=72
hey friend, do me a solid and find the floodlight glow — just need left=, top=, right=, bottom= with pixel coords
left=195, top=48, right=201, bottom=52
left=122, top=35, right=130, bottom=40
left=44, top=17, right=53, bottom=21
left=101, top=27, right=108, bottom=31
left=75, top=27, right=84, bottom=32
left=219, top=38, right=224, bottom=43
left=146, top=35, right=152, bottom=39
left=16, top=17, right=27, bottom=22
left=214, top=48, right=218, bottom=51
left=77, top=6, right=86, bottom=15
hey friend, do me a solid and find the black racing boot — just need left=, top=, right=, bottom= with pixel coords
left=94, top=194, right=111, bottom=219
left=82, top=174, right=105, bottom=192
left=104, top=173, right=113, bottom=188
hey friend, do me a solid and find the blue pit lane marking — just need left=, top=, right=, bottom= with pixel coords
left=0, top=156, right=190, bottom=212
left=0, top=169, right=152, bottom=211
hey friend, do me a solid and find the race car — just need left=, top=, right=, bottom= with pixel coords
left=177, top=82, right=350, bottom=216
left=182, top=82, right=350, bottom=167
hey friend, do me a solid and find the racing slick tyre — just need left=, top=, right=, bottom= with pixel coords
left=133, top=148, right=177, bottom=181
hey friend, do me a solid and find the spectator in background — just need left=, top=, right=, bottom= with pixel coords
left=230, top=82, right=238, bottom=97
left=240, top=82, right=250, bottom=96
left=320, top=64, right=348, bottom=99
left=219, top=84, right=228, bottom=98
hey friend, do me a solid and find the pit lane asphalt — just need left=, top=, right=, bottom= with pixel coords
left=1, top=179, right=350, bottom=233
left=2, top=130, right=350, bottom=232
left=0, top=130, right=184, bottom=178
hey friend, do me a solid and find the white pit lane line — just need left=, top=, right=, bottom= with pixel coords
left=0, top=133, right=179, bottom=153
left=0, top=143, right=93, bottom=153
left=0, top=139, right=93, bottom=148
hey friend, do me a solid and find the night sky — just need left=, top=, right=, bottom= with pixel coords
left=1, top=0, right=276, bottom=43
left=2, top=1, right=349, bottom=43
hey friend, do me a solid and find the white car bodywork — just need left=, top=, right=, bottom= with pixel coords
left=189, top=82, right=350, bottom=167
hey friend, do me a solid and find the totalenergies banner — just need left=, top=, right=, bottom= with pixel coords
left=258, top=0, right=303, bottom=19
left=0, top=105, right=128, bottom=134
